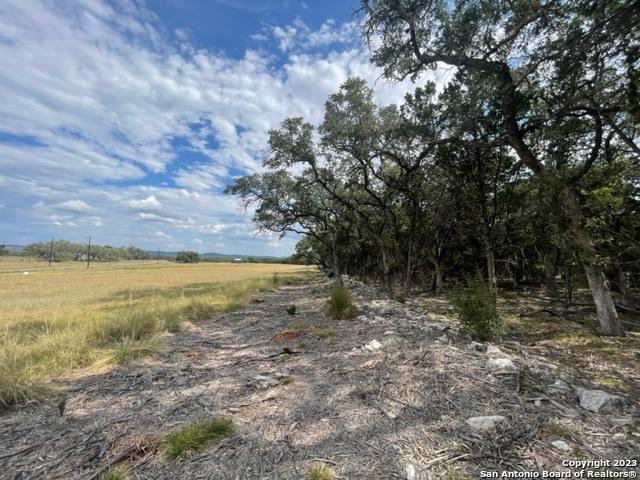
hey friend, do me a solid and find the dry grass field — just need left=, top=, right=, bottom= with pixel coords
left=0, top=257, right=311, bottom=409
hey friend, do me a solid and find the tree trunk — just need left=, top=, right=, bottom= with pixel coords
left=380, top=246, right=392, bottom=296
left=561, top=187, right=625, bottom=336
left=544, top=249, right=558, bottom=296
left=485, top=236, right=497, bottom=291
left=332, top=234, right=343, bottom=285
left=405, top=230, right=413, bottom=297
left=434, top=260, right=444, bottom=294
left=617, top=264, right=635, bottom=309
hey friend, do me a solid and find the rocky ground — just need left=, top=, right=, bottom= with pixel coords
left=1, top=276, right=639, bottom=479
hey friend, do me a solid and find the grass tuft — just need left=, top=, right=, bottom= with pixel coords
left=105, top=336, right=166, bottom=364
left=326, top=284, right=357, bottom=320
left=96, top=465, right=131, bottom=480
left=307, top=462, right=335, bottom=480
left=166, top=416, right=234, bottom=459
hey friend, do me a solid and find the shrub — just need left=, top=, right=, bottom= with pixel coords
left=166, top=416, right=234, bottom=459
left=326, top=283, right=357, bottom=320
left=448, top=272, right=504, bottom=341
left=286, top=304, right=297, bottom=315
left=394, top=292, right=406, bottom=304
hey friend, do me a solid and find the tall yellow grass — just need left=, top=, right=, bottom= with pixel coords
left=0, top=260, right=311, bottom=409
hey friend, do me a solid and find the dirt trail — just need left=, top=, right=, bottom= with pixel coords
left=1, top=277, right=638, bottom=479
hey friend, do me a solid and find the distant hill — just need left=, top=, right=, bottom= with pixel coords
left=149, top=251, right=283, bottom=259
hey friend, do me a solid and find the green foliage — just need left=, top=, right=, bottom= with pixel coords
left=394, top=292, right=406, bottom=303
left=166, top=416, right=234, bottom=459
left=0, top=245, right=9, bottom=256
left=96, top=465, right=130, bottom=480
left=326, top=284, right=357, bottom=320
left=57, top=394, right=66, bottom=417
left=448, top=273, right=503, bottom=341
left=310, top=328, right=336, bottom=339
left=175, top=251, right=200, bottom=263
left=280, top=375, right=294, bottom=385
left=286, top=304, right=297, bottom=315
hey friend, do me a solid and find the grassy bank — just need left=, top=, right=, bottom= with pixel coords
left=0, top=260, right=311, bottom=409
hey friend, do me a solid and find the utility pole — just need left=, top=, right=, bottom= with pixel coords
left=48, top=237, right=54, bottom=267
left=87, top=236, right=91, bottom=269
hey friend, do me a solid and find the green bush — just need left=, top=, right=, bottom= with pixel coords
left=326, top=283, right=357, bottom=320
left=448, top=272, right=503, bottom=341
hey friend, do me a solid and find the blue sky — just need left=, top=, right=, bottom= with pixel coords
left=0, top=0, right=439, bottom=256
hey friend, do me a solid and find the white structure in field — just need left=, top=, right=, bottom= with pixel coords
left=234, top=258, right=242, bottom=263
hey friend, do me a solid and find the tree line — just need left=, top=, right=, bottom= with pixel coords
left=19, top=240, right=153, bottom=262
left=225, top=0, right=640, bottom=337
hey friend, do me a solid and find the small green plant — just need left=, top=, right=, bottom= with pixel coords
left=288, top=321, right=306, bottom=329
left=57, top=394, right=66, bottom=417
left=543, top=421, right=573, bottom=439
left=97, top=465, right=130, bottom=480
left=442, top=466, right=468, bottom=480
left=271, top=272, right=280, bottom=286
left=298, top=340, right=310, bottom=349
left=448, top=272, right=504, bottom=341
left=286, top=304, right=297, bottom=315
left=166, top=416, right=234, bottom=459
left=281, top=375, right=294, bottom=385
left=394, top=292, right=406, bottom=303
left=307, top=462, right=335, bottom=480
left=326, top=283, right=357, bottom=320
left=310, top=328, right=336, bottom=339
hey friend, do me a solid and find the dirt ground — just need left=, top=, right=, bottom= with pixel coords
left=1, top=276, right=639, bottom=479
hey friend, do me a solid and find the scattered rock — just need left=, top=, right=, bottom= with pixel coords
left=364, top=339, right=382, bottom=352
left=546, top=379, right=571, bottom=395
left=174, top=376, right=187, bottom=386
left=420, top=322, right=450, bottom=332
left=574, top=388, right=626, bottom=413
left=611, top=418, right=634, bottom=427
left=487, top=358, right=517, bottom=372
left=465, top=415, right=508, bottom=432
left=467, top=341, right=487, bottom=352
left=384, top=330, right=395, bottom=335
left=405, top=464, right=416, bottom=480
left=612, top=433, right=626, bottom=441
left=486, top=345, right=502, bottom=356
left=551, top=440, right=570, bottom=452
left=436, top=334, right=449, bottom=344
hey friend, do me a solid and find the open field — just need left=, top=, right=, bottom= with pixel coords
left=0, top=259, right=312, bottom=408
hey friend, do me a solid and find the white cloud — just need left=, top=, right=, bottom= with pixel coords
left=54, top=200, right=95, bottom=213
left=125, top=195, right=163, bottom=210
left=0, top=0, right=444, bottom=255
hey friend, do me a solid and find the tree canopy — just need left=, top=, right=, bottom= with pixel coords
left=225, top=0, right=640, bottom=336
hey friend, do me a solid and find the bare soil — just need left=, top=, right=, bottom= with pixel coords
left=1, top=277, right=639, bottom=479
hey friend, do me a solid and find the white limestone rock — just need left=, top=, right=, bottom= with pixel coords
left=551, top=440, right=570, bottom=452
left=547, top=379, right=572, bottom=395
left=466, top=415, right=508, bottom=432
left=486, top=344, right=503, bottom=355
left=467, top=341, right=487, bottom=352
left=574, top=387, right=626, bottom=413
left=487, top=358, right=517, bottom=372
left=405, top=464, right=416, bottom=480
